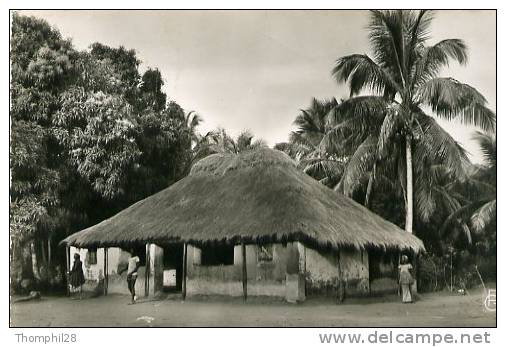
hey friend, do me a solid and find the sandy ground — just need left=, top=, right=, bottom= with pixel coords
left=11, top=286, right=496, bottom=327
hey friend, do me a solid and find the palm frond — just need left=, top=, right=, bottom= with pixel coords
left=412, top=39, right=468, bottom=88
left=462, top=176, right=496, bottom=199
left=292, top=97, right=340, bottom=152
left=338, top=135, right=377, bottom=196
left=288, top=132, right=318, bottom=157
left=413, top=163, right=463, bottom=223
left=300, top=156, right=344, bottom=182
left=460, top=223, right=473, bottom=244
left=332, top=54, right=401, bottom=96
left=435, top=185, right=463, bottom=214
left=294, top=109, right=324, bottom=134
left=471, top=199, right=496, bottom=232
left=413, top=113, right=470, bottom=179
left=440, top=199, right=490, bottom=233
left=368, top=10, right=408, bottom=86
left=189, top=113, right=203, bottom=130
left=473, top=131, right=496, bottom=168
left=406, top=11, right=435, bottom=55
left=326, top=96, right=389, bottom=134
left=377, top=105, right=402, bottom=159
left=414, top=178, right=437, bottom=222
left=415, top=77, right=496, bottom=132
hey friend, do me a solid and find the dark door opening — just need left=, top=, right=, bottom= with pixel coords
left=368, top=249, right=399, bottom=295
left=130, top=244, right=147, bottom=266
left=162, top=244, right=184, bottom=292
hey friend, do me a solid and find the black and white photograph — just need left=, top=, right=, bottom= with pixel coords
left=6, top=4, right=499, bottom=339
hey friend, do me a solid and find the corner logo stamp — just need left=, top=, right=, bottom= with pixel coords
left=484, top=289, right=496, bottom=312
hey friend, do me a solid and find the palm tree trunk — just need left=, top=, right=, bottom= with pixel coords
left=40, top=239, right=47, bottom=265
left=47, top=234, right=52, bottom=269
left=364, top=163, right=376, bottom=208
left=405, top=135, right=414, bottom=233
left=30, top=241, right=41, bottom=280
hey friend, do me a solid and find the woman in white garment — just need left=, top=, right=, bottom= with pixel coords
left=398, top=255, right=414, bottom=303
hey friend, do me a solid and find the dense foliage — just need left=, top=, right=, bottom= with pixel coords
left=10, top=13, right=196, bottom=291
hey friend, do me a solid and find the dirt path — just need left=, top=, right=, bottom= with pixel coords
left=10, top=287, right=496, bottom=327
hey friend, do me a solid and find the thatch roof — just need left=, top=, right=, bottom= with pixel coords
left=61, top=148, right=425, bottom=253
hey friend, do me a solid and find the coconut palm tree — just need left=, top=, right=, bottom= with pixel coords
left=180, top=110, right=203, bottom=175
left=329, top=10, right=495, bottom=233
left=185, top=110, right=203, bottom=148
left=293, top=97, right=339, bottom=150
left=276, top=97, right=346, bottom=187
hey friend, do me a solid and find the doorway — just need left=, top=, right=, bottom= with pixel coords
left=162, top=243, right=184, bottom=292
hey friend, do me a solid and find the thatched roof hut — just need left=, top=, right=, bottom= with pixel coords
left=61, top=148, right=424, bottom=253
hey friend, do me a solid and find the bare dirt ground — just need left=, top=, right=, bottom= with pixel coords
left=11, top=285, right=496, bottom=327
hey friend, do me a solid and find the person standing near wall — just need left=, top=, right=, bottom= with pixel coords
left=127, top=249, right=140, bottom=304
left=68, top=253, right=85, bottom=300
left=398, top=255, right=414, bottom=303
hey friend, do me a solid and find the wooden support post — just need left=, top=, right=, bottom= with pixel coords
left=368, top=250, right=372, bottom=295
left=242, top=242, right=247, bottom=301
left=106, top=248, right=109, bottom=295
left=103, top=248, right=108, bottom=296
left=182, top=243, right=187, bottom=300
left=145, top=244, right=150, bottom=297
left=65, top=246, right=70, bottom=296
left=397, top=252, right=401, bottom=296
left=412, top=250, right=419, bottom=295
left=336, top=249, right=344, bottom=303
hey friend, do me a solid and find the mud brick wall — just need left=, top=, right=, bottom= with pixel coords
left=246, top=244, right=288, bottom=297
left=186, top=244, right=243, bottom=297
left=304, top=246, right=370, bottom=297
left=340, top=249, right=369, bottom=296
left=186, top=243, right=302, bottom=299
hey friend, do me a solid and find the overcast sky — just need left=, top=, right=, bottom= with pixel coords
left=19, top=10, right=496, bottom=163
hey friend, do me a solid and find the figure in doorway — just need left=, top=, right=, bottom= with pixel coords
left=127, top=249, right=140, bottom=304
left=69, top=253, right=85, bottom=299
left=398, top=255, right=414, bottom=303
